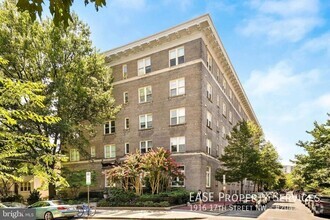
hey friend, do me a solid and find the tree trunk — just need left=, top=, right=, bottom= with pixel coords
left=48, top=183, right=56, bottom=199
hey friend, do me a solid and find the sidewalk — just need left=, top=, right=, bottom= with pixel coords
left=88, top=209, right=210, bottom=219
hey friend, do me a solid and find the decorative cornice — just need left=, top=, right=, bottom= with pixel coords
left=101, top=14, right=260, bottom=126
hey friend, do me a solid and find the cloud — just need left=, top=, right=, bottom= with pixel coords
left=244, top=61, right=320, bottom=95
left=301, top=32, right=330, bottom=54
left=239, top=0, right=323, bottom=42
left=314, top=93, right=330, bottom=110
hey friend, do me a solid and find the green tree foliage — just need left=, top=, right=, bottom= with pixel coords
left=16, top=0, right=107, bottom=27
left=215, top=121, right=262, bottom=193
left=105, top=148, right=184, bottom=195
left=292, top=115, right=330, bottom=192
left=27, top=189, right=41, bottom=205
left=216, top=121, right=283, bottom=192
left=0, top=1, right=119, bottom=198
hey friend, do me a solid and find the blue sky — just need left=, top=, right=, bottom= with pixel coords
left=72, top=0, right=330, bottom=164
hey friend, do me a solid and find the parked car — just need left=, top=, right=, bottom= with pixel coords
left=2, top=202, right=26, bottom=208
left=304, top=194, right=316, bottom=207
left=306, top=194, right=317, bottom=209
left=301, top=192, right=313, bottom=203
left=257, top=192, right=268, bottom=204
left=28, top=200, right=78, bottom=220
left=311, top=195, right=330, bottom=216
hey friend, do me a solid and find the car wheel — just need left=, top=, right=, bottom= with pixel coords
left=44, top=211, right=53, bottom=220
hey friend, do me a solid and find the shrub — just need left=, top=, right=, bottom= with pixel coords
left=137, top=194, right=163, bottom=203
left=78, top=191, right=103, bottom=199
left=97, top=199, right=110, bottom=207
left=159, top=201, right=170, bottom=207
left=106, top=188, right=136, bottom=204
left=1, top=194, right=24, bottom=203
left=142, top=201, right=154, bottom=207
left=27, top=189, right=41, bottom=205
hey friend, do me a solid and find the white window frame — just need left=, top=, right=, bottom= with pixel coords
left=123, top=91, right=128, bottom=104
left=138, top=86, right=152, bottom=103
left=125, top=118, right=130, bottom=129
left=207, top=111, right=212, bottom=129
left=104, top=145, right=116, bottom=158
left=169, top=46, right=184, bottom=67
left=169, top=78, right=185, bottom=97
left=229, top=89, right=233, bottom=99
left=229, top=111, right=233, bottom=124
left=206, top=166, right=211, bottom=188
left=20, top=182, right=31, bottom=192
left=222, top=126, right=226, bottom=139
left=171, top=165, right=185, bottom=187
left=138, top=57, right=151, bottom=75
left=170, top=108, right=185, bottom=125
left=139, top=113, right=152, bottom=129
left=125, top=143, right=129, bottom=154
left=222, top=103, right=227, bottom=117
left=91, top=146, right=96, bottom=158
left=140, top=140, right=153, bottom=153
left=104, top=121, right=115, bottom=134
left=70, top=149, right=80, bottom=161
left=216, top=69, right=220, bottom=81
left=206, top=139, right=212, bottom=155
left=216, top=95, right=220, bottom=107
left=223, top=79, right=227, bottom=90
left=170, top=136, right=185, bottom=153
left=122, top=64, right=128, bottom=79
left=207, top=51, right=212, bottom=71
left=207, top=82, right=212, bottom=101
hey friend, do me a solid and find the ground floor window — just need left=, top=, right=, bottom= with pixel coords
left=171, top=166, right=185, bottom=187
left=20, top=182, right=31, bottom=192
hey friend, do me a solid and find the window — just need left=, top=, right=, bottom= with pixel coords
left=206, top=111, right=212, bottom=129
left=206, top=139, right=212, bottom=155
left=207, top=52, right=212, bottom=71
left=91, top=146, right=96, bottom=158
left=104, top=145, right=116, bottom=158
left=139, top=114, right=152, bottom=129
left=123, top=92, right=128, bottom=104
left=104, top=121, right=115, bottom=134
left=105, top=173, right=116, bottom=188
left=222, top=126, right=226, bottom=139
left=122, top=64, right=128, bottom=79
left=139, top=86, right=152, bottom=103
left=206, top=82, right=212, bottom=101
left=239, top=105, right=242, bottom=113
left=140, top=140, right=152, bottom=153
left=223, top=79, right=227, bottom=90
left=20, top=182, right=31, bottom=192
left=229, top=111, right=233, bottom=124
left=169, top=47, right=184, bottom=67
left=138, top=57, right=151, bottom=75
left=125, top=143, right=129, bottom=154
left=216, top=95, right=220, bottom=107
left=170, top=136, right=185, bottom=152
left=216, top=69, right=220, bottom=81
left=222, top=103, right=226, bottom=117
left=169, top=78, right=185, bottom=96
left=229, top=89, right=233, bottom=99
left=171, top=166, right=185, bottom=187
left=170, top=108, right=185, bottom=125
left=125, top=118, right=130, bottom=129
left=70, top=149, right=80, bottom=161
left=206, top=166, right=211, bottom=187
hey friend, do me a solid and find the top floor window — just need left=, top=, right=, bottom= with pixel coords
left=138, top=57, right=151, bottom=75
left=169, top=47, right=184, bottom=67
left=229, top=89, right=233, bottom=99
left=222, top=103, right=227, bottom=117
left=207, top=111, right=212, bottom=129
left=123, top=92, right=128, bottom=104
left=170, top=78, right=185, bottom=97
left=207, top=52, right=212, bottom=71
left=223, top=79, right=227, bottom=90
left=104, top=121, right=115, bottom=134
left=139, top=86, right=152, bottom=103
left=122, top=64, right=128, bottom=79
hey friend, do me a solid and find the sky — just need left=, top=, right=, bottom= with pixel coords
left=71, top=0, right=330, bottom=164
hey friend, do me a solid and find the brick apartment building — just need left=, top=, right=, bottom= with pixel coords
left=65, top=14, right=259, bottom=196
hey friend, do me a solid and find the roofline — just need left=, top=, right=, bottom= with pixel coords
left=102, top=14, right=260, bottom=127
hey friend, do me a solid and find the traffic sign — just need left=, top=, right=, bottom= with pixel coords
left=86, top=172, right=91, bottom=185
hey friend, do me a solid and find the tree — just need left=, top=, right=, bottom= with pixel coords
left=16, top=0, right=107, bottom=27
left=292, top=115, right=330, bottom=192
left=0, top=57, right=64, bottom=192
left=104, top=148, right=184, bottom=195
left=256, top=142, right=283, bottom=190
left=215, top=121, right=262, bottom=193
left=0, top=1, right=119, bottom=198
